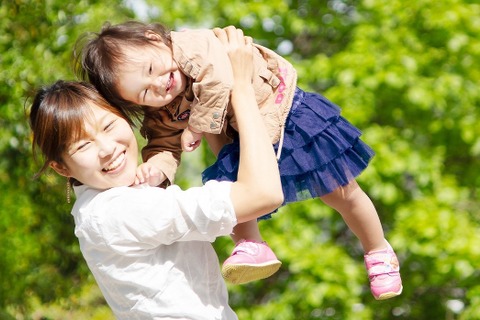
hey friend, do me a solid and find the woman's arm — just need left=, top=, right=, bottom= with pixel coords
left=214, top=27, right=283, bottom=223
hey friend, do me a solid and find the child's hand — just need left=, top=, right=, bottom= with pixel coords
left=135, top=162, right=167, bottom=186
left=181, top=126, right=203, bottom=152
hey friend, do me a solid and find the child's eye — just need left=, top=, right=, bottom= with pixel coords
left=148, top=63, right=152, bottom=74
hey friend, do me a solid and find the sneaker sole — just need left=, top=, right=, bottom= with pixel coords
left=222, top=260, right=282, bottom=284
left=374, top=285, right=403, bottom=300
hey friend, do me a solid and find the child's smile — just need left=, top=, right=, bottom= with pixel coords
left=117, top=43, right=187, bottom=108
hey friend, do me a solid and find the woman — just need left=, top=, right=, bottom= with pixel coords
left=29, top=27, right=283, bottom=320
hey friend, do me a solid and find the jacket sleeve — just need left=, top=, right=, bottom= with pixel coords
left=141, top=110, right=183, bottom=185
left=171, top=30, right=233, bottom=134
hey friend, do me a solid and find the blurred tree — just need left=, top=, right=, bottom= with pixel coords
left=0, top=0, right=136, bottom=317
left=1, top=0, right=479, bottom=319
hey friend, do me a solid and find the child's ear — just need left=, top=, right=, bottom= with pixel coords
left=50, top=161, right=71, bottom=177
left=145, top=30, right=161, bottom=41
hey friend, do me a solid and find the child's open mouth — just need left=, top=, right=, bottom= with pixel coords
left=166, top=73, right=174, bottom=92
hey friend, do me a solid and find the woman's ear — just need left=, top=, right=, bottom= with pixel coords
left=50, top=161, right=70, bottom=177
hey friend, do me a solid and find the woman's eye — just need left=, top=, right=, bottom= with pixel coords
left=105, top=120, right=116, bottom=131
left=69, top=141, right=89, bottom=155
left=78, top=141, right=91, bottom=150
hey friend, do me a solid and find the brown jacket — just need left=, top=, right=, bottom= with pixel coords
left=141, top=29, right=298, bottom=184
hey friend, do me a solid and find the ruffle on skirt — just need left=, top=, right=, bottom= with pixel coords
left=202, top=88, right=375, bottom=218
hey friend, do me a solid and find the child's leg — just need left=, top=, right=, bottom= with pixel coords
left=320, top=180, right=402, bottom=300
left=204, top=133, right=281, bottom=284
left=320, top=180, right=385, bottom=252
left=230, top=220, right=263, bottom=243
left=221, top=219, right=281, bottom=285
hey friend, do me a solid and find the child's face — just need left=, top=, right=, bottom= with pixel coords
left=117, top=42, right=187, bottom=108
left=52, top=103, right=139, bottom=190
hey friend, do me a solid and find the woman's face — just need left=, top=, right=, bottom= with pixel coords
left=52, top=102, right=139, bottom=190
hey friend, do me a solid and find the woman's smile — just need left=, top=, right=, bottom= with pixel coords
left=103, top=151, right=126, bottom=173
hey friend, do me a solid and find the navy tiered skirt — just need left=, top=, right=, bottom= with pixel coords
left=202, top=87, right=375, bottom=218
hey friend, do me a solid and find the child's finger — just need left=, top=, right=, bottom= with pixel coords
left=134, top=176, right=141, bottom=185
left=136, top=168, right=148, bottom=183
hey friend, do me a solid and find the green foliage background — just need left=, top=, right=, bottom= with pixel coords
left=1, top=0, right=479, bottom=319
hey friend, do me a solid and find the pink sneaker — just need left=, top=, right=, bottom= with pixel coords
left=364, top=241, right=403, bottom=300
left=222, top=239, right=282, bottom=284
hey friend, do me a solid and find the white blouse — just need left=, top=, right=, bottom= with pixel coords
left=72, top=180, right=238, bottom=320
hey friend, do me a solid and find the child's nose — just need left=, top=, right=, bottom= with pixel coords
left=151, top=76, right=164, bottom=93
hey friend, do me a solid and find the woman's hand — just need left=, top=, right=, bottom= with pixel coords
left=213, top=26, right=254, bottom=89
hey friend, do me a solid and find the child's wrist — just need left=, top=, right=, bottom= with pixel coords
left=187, top=124, right=202, bottom=134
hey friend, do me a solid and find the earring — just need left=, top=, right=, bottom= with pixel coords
left=66, top=177, right=71, bottom=204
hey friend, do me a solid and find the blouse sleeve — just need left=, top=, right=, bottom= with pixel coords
left=90, top=181, right=236, bottom=255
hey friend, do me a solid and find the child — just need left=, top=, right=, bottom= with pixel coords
left=28, top=26, right=283, bottom=319
left=76, top=21, right=402, bottom=299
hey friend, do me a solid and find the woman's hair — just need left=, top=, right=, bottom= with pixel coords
left=74, top=20, right=171, bottom=120
left=29, top=80, right=133, bottom=178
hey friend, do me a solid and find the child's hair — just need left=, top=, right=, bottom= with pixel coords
left=29, top=80, right=133, bottom=178
left=74, top=20, right=171, bottom=120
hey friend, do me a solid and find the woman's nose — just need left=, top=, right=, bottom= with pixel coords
left=97, top=137, right=115, bottom=158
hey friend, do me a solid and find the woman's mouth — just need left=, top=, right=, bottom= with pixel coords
left=102, top=152, right=125, bottom=172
